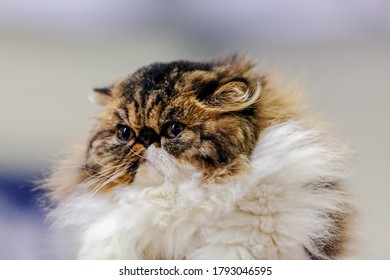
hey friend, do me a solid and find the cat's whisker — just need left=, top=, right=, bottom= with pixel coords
left=77, top=172, right=108, bottom=190
left=127, top=147, right=148, bottom=160
left=88, top=148, right=127, bottom=169
left=68, top=163, right=127, bottom=196
left=81, top=176, right=106, bottom=193
left=90, top=167, right=127, bottom=195
left=85, top=163, right=127, bottom=185
left=84, top=165, right=123, bottom=188
left=89, top=179, right=110, bottom=195
left=84, top=160, right=130, bottom=192
left=80, top=172, right=119, bottom=195
left=42, top=165, right=99, bottom=177
left=87, top=162, right=126, bottom=177
left=82, top=164, right=96, bottom=177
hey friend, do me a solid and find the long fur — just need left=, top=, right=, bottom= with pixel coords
left=48, top=120, right=353, bottom=259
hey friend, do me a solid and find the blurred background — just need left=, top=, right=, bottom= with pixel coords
left=0, top=0, right=389, bottom=259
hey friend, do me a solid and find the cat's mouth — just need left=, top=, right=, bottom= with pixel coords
left=144, top=146, right=172, bottom=166
left=130, top=147, right=177, bottom=186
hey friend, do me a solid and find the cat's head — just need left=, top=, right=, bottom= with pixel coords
left=84, top=56, right=268, bottom=190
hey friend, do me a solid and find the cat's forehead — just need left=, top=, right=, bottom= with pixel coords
left=118, top=60, right=215, bottom=98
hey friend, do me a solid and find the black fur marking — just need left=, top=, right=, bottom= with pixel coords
left=126, top=158, right=140, bottom=176
left=88, top=129, right=115, bottom=150
left=108, top=144, right=128, bottom=156
left=121, top=82, right=138, bottom=101
left=198, top=154, right=218, bottom=167
left=94, top=87, right=111, bottom=96
left=228, top=76, right=249, bottom=85
left=162, top=134, right=193, bottom=158
left=149, top=92, right=165, bottom=108
left=233, top=107, right=257, bottom=118
left=145, top=92, right=165, bottom=121
left=113, top=110, right=125, bottom=123
left=132, top=98, right=140, bottom=112
left=201, top=135, right=229, bottom=163
left=194, top=79, right=219, bottom=101
left=160, top=106, right=183, bottom=125
left=135, top=60, right=214, bottom=98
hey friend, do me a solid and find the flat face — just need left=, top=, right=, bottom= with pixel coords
left=85, top=58, right=260, bottom=191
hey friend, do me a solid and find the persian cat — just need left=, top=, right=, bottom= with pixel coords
left=43, top=56, right=355, bottom=259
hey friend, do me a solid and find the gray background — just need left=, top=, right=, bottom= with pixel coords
left=0, top=0, right=389, bottom=259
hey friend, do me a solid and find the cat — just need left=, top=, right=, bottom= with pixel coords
left=42, top=56, right=355, bottom=259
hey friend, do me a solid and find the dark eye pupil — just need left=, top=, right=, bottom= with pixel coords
left=164, top=122, right=185, bottom=138
left=117, top=125, right=132, bottom=143
left=171, top=123, right=183, bottom=136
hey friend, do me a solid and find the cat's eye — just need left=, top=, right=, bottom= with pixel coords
left=165, top=122, right=185, bottom=139
left=116, top=125, right=135, bottom=144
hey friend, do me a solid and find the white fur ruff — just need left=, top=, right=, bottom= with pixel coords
left=49, top=121, right=352, bottom=259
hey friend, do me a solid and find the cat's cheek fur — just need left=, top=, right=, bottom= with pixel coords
left=48, top=121, right=354, bottom=260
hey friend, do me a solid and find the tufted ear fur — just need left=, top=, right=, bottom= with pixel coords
left=199, top=79, right=261, bottom=112
left=189, top=55, right=262, bottom=113
left=89, top=87, right=112, bottom=106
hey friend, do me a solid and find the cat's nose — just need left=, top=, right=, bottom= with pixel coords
left=137, top=127, right=160, bottom=148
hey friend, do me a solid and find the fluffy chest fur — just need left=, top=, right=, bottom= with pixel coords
left=49, top=121, right=352, bottom=260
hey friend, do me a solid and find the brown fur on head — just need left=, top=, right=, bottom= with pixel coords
left=45, top=56, right=301, bottom=200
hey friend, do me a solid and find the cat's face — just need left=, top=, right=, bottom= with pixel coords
left=85, top=58, right=263, bottom=190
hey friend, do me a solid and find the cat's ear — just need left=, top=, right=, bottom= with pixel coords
left=197, top=79, right=261, bottom=112
left=89, top=87, right=112, bottom=106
